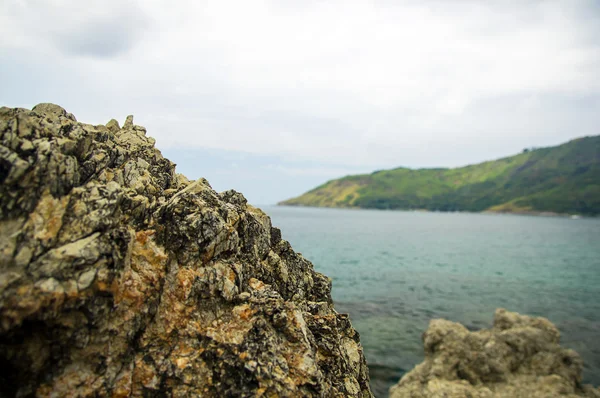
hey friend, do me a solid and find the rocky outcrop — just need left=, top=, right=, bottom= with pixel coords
left=390, top=309, right=600, bottom=398
left=0, top=104, right=372, bottom=397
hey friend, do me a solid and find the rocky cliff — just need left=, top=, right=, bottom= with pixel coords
left=390, top=309, right=600, bottom=398
left=0, top=104, right=372, bottom=397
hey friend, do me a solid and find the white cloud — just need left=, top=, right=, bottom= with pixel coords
left=0, top=0, right=149, bottom=56
left=1, top=0, right=599, bottom=169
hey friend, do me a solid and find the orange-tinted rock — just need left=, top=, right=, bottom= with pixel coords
left=0, top=104, right=372, bottom=397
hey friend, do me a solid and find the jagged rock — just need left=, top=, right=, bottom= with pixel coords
left=390, top=309, right=600, bottom=398
left=0, top=104, right=372, bottom=397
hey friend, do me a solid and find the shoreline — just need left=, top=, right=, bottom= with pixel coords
left=276, top=203, right=595, bottom=219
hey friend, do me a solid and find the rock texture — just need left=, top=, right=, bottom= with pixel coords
left=0, top=104, right=372, bottom=397
left=390, top=309, right=600, bottom=398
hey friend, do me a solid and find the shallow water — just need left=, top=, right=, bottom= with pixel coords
left=265, top=206, right=600, bottom=397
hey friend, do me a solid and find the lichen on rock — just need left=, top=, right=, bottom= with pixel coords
left=0, top=104, right=372, bottom=397
left=390, top=308, right=600, bottom=398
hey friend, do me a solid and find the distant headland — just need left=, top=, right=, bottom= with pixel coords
left=280, top=135, right=600, bottom=216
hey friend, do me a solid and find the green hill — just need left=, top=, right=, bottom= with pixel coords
left=279, top=136, right=600, bottom=215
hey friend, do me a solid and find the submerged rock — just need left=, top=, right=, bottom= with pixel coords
left=0, top=104, right=372, bottom=397
left=390, top=309, right=600, bottom=398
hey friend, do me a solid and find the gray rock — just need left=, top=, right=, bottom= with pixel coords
left=106, top=118, right=120, bottom=132
left=390, top=309, right=600, bottom=398
left=31, top=103, right=68, bottom=119
left=123, top=114, right=134, bottom=129
left=0, top=104, right=373, bottom=397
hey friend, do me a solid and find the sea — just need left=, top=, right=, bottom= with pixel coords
left=264, top=206, right=600, bottom=398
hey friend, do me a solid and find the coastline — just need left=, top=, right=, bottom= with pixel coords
left=277, top=203, right=594, bottom=219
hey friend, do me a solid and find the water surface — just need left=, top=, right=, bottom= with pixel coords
left=265, top=206, right=600, bottom=397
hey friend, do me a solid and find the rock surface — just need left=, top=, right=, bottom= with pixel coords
left=390, top=309, right=600, bottom=398
left=0, top=104, right=372, bottom=397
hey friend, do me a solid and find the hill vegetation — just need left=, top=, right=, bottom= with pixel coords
left=280, top=136, right=600, bottom=215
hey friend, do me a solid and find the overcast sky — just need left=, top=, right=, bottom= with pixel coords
left=1, top=0, right=599, bottom=204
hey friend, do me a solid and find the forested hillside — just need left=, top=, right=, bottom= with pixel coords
left=280, top=136, right=600, bottom=215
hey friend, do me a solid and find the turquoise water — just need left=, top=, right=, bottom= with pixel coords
left=265, top=206, right=600, bottom=397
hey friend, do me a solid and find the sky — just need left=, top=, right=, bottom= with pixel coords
left=1, top=0, right=599, bottom=204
